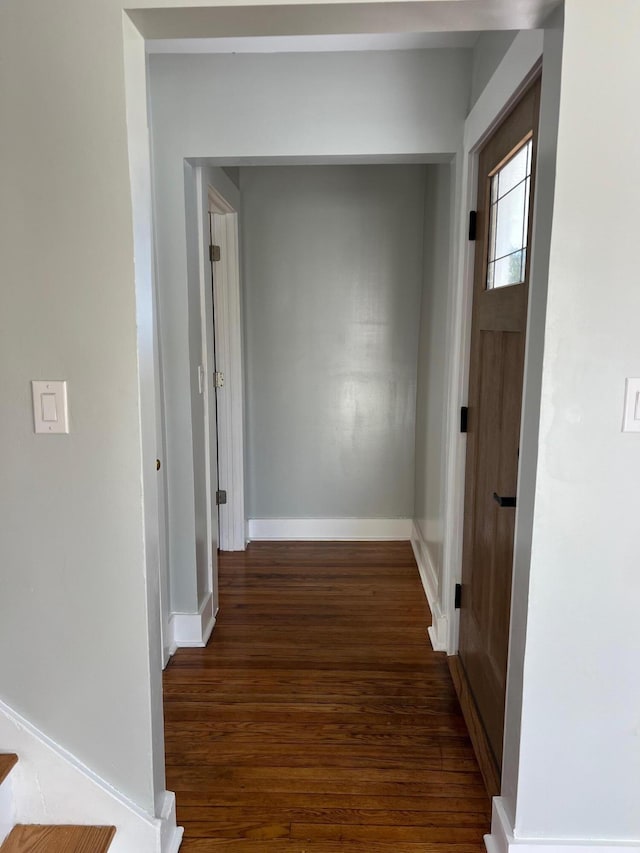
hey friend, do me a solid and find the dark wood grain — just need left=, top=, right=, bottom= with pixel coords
left=0, top=825, right=115, bottom=853
left=0, top=754, right=17, bottom=787
left=164, top=541, right=490, bottom=850
left=460, top=76, right=541, bottom=770
left=447, top=656, right=500, bottom=798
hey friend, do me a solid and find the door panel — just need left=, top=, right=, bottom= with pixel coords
left=458, top=77, right=541, bottom=779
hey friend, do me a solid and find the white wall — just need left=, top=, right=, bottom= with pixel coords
left=500, top=9, right=563, bottom=828
left=148, top=50, right=471, bottom=161
left=414, top=163, right=452, bottom=593
left=0, top=4, right=163, bottom=815
left=510, top=0, right=640, bottom=840
left=241, top=165, right=426, bottom=519
left=148, top=49, right=471, bottom=601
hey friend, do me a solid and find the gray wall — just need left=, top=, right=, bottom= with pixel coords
left=0, top=9, right=162, bottom=812
left=470, top=31, right=518, bottom=108
left=413, top=163, right=452, bottom=593
left=222, top=167, right=240, bottom=188
left=240, top=165, right=426, bottom=519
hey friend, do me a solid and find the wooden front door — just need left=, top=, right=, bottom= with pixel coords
left=458, top=77, right=541, bottom=789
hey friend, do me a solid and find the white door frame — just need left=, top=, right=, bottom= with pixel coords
left=441, top=31, right=545, bottom=655
left=207, top=184, right=246, bottom=552
left=152, top=241, right=172, bottom=667
left=195, top=170, right=219, bottom=626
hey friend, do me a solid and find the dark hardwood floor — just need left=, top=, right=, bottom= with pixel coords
left=163, top=541, right=490, bottom=851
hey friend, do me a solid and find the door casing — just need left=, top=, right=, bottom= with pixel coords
left=442, top=36, right=544, bottom=658
left=207, top=184, right=246, bottom=552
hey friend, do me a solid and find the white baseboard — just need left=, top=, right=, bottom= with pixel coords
left=0, top=759, right=15, bottom=845
left=169, top=590, right=217, bottom=650
left=411, top=521, right=449, bottom=652
left=485, top=798, right=640, bottom=853
left=0, top=698, right=181, bottom=853
left=158, top=791, right=183, bottom=853
left=247, top=518, right=412, bottom=541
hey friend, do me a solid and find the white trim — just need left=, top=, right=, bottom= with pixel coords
left=248, top=518, right=412, bottom=541
left=196, top=169, right=220, bottom=627
left=208, top=184, right=235, bottom=215
left=485, top=798, right=640, bottom=853
left=121, top=18, right=167, bottom=802
left=158, top=790, right=184, bottom=853
left=147, top=67, right=171, bottom=671
left=410, top=522, right=448, bottom=652
left=0, top=698, right=181, bottom=853
left=169, top=590, right=217, bottom=649
left=209, top=197, right=246, bottom=552
left=441, top=30, right=545, bottom=656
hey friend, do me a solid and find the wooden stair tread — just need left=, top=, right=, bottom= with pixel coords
left=0, top=755, right=18, bottom=786
left=0, top=825, right=115, bottom=853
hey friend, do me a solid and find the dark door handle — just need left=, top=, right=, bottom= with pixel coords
left=493, top=492, right=516, bottom=508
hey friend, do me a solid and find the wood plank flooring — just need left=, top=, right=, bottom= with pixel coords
left=0, top=754, right=18, bottom=786
left=163, top=541, right=490, bottom=851
left=0, top=826, right=115, bottom=853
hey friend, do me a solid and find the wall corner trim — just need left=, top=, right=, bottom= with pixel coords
left=158, top=791, right=184, bottom=853
left=0, top=698, right=180, bottom=853
left=169, top=591, right=217, bottom=650
left=485, top=797, right=640, bottom=853
left=247, top=518, right=412, bottom=541
left=411, top=521, right=449, bottom=652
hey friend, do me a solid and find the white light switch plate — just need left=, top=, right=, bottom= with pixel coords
left=32, top=380, right=69, bottom=434
left=622, top=378, right=640, bottom=433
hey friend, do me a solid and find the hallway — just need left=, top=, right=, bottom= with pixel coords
left=163, top=542, right=490, bottom=851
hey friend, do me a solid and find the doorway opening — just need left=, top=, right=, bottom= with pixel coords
left=141, top=26, right=554, bottom=850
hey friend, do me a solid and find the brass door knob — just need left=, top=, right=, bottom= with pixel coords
left=156, top=459, right=161, bottom=471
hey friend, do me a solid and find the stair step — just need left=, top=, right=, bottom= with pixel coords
left=0, top=825, right=115, bottom=853
left=0, top=756, right=18, bottom=787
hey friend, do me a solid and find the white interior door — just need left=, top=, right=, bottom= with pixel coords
left=209, top=198, right=246, bottom=552
left=202, top=210, right=219, bottom=613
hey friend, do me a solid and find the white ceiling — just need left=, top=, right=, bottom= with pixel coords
left=146, top=31, right=481, bottom=54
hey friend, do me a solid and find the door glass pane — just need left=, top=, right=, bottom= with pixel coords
left=493, top=249, right=525, bottom=288
left=486, top=139, right=532, bottom=290
left=497, top=144, right=529, bottom=199
left=494, top=180, right=527, bottom=260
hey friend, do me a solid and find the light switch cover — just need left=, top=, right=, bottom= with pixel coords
left=32, top=380, right=69, bottom=434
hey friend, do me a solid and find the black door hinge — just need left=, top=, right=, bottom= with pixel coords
left=216, top=489, right=227, bottom=506
left=209, top=244, right=221, bottom=262
left=455, top=583, right=462, bottom=609
left=468, top=210, right=477, bottom=241
left=460, top=406, right=469, bottom=434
